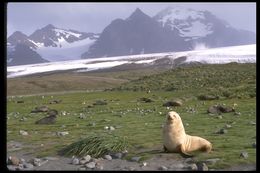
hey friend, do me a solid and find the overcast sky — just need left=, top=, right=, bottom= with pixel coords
left=7, top=2, right=256, bottom=37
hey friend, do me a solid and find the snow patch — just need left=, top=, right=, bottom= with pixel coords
left=54, top=28, right=82, bottom=38
left=158, top=7, right=205, bottom=27
left=178, top=21, right=213, bottom=38
left=7, top=44, right=256, bottom=78
left=28, top=39, right=44, bottom=48
left=36, top=37, right=96, bottom=61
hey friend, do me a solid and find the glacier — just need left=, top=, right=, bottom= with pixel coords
left=7, top=44, right=256, bottom=78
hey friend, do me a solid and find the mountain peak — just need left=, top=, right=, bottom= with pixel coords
left=43, top=24, right=56, bottom=30
left=134, top=7, right=142, bottom=13
left=11, top=31, right=28, bottom=37
left=155, top=6, right=205, bottom=21
left=128, top=7, right=150, bottom=20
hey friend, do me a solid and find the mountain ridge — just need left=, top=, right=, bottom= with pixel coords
left=7, top=6, right=256, bottom=66
left=82, top=7, right=255, bottom=59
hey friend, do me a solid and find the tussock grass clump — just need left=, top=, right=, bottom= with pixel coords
left=60, top=134, right=129, bottom=158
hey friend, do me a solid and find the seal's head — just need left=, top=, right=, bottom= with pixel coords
left=166, top=111, right=181, bottom=124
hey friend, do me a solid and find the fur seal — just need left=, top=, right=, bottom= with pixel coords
left=35, top=110, right=57, bottom=124
left=163, top=111, right=212, bottom=157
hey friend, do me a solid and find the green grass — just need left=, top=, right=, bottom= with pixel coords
left=7, top=63, right=256, bottom=169
left=115, top=63, right=256, bottom=99
left=60, top=134, right=129, bottom=157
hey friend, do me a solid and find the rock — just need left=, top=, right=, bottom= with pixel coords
left=131, top=156, right=141, bottom=162
left=79, top=114, right=87, bottom=119
left=17, top=164, right=24, bottom=170
left=208, top=104, right=234, bottom=114
left=184, top=158, right=195, bottom=164
left=72, top=158, right=79, bottom=165
left=217, top=115, right=223, bottom=119
left=7, top=165, right=17, bottom=171
left=19, top=158, right=26, bottom=164
left=32, top=158, right=41, bottom=167
left=56, top=131, right=69, bottom=136
left=234, top=112, right=241, bottom=116
left=207, top=105, right=221, bottom=114
left=163, top=100, right=182, bottom=107
left=240, top=151, right=249, bottom=159
left=85, top=162, right=96, bottom=169
left=122, top=150, right=128, bottom=158
left=19, top=130, right=28, bottom=136
left=95, top=165, right=104, bottom=170
left=43, top=157, right=58, bottom=161
left=90, top=158, right=99, bottom=163
left=78, top=167, right=86, bottom=170
left=139, top=97, right=154, bottom=103
left=204, top=158, right=220, bottom=165
left=35, top=114, right=57, bottom=124
left=82, top=155, right=91, bottom=162
left=252, top=142, right=256, bottom=148
left=19, top=117, right=27, bottom=122
left=87, top=105, right=94, bottom=108
left=49, top=100, right=62, bottom=104
left=225, top=124, right=232, bottom=129
left=218, top=105, right=234, bottom=113
left=8, top=156, right=20, bottom=165
left=196, top=162, right=208, bottom=171
left=249, top=121, right=256, bottom=125
left=109, top=126, right=115, bottom=131
left=31, top=105, right=49, bottom=113
left=23, top=163, right=34, bottom=169
left=141, top=162, right=148, bottom=167
left=197, top=95, right=219, bottom=100
left=216, top=128, right=228, bottom=134
left=129, top=167, right=135, bottom=171
left=112, top=152, right=123, bottom=159
left=103, top=155, right=112, bottom=160
left=61, top=111, right=67, bottom=116
left=47, top=109, right=58, bottom=116
left=159, top=166, right=168, bottom=171
left=185, top=163, right=198, bottom=170
left=169, top=163, right=184, bottom=169
left=79, top=159, right=87, bottom=165
left=104, top=126, right=109, bottom=130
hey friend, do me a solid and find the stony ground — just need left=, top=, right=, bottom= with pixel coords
left=6, top=141, right=256, bottom=171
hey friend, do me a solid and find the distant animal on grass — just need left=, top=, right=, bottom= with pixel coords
left=162, top=111, right=212, bottom=157
left=31, top=105, right=49, bottom=113
left=47, top=109, right=58, bottom=116
left=35, top=110, right=58, bottom=124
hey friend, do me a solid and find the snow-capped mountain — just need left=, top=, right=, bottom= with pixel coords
left=82, top=7, right=255, bottom=59
left=7, top=44, right=256, bottom=78
left=29, top=24, right=98, bottom=48
left=153, top=6, right=256, bottom=47
left=7, top=44, right=48, bottom=66
left=82, top=8, right=189, bottom=58
left=154, top=6, right=215, bottom=40
left=7, top=24, right=99, bottom=65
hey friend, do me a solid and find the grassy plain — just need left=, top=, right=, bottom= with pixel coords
left=7, top=63, right=256, bottom=169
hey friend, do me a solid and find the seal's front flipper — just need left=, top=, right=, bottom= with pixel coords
left=179, top=144, right=194, bottom=158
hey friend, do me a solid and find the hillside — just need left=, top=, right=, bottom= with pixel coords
left=115, top=63, right=256, bottom=98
